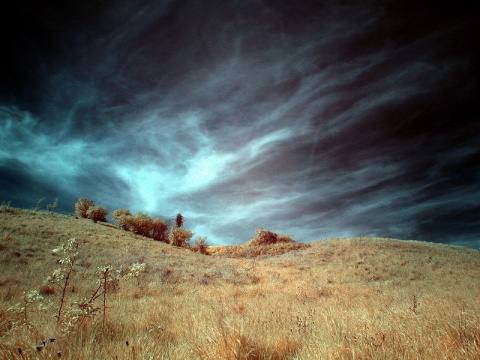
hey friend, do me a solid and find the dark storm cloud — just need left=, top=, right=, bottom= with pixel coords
left=1, top=1, right=479, bottom=246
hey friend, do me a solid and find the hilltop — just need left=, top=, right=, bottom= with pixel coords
left=0, top=206, right=479, bottom=359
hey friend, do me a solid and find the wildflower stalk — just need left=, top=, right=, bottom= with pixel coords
left=47, top=238, right=79, bottom=325
left=103, top=267, right=109, bottom=329
left=76, top=282, right=103, bottom=328
left=57, top=251, right=77, bottom=324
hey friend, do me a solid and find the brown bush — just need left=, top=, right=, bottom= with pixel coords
left=132, top=212, right=152, bottom=237
left=150, top=218, right=168, bottom=242
left=86, top=206, right=108, bottom=223
left=112, top=209, right=131, bottom=221
left=112, top=210, right=168, bottom=242
left=246, top=229, right=295, bottom=246
left=193, top=237, right=208, bottom=254
left=277, top=234, right=295, bottom=243
left=112, top=209, right=134, bottom=231
left=75, top=198, right=94, bottom=218
left=168, top=227, right=193, bottom=247
left=39, top=284, right=56, bottom=296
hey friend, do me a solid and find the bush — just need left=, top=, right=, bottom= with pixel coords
left=112, top=209, right=133, bottom=230
left=39, top=284, right=56, bottom=296
left=132, top=212, right=152, bottom=237
left=75, top=198, right=94, bottom=218
left=168, top=227, right=193, bottom=247
left=193, top=237, right=208, bottom=254
left=112, top=209, right=168, bottom=242
left=246, top=229, right=295, bottom=246
left=112, top=208, right=131, bottom=220
left=116, top=214, right=135, bottom=231
left=277, top=234, right=295, bottom=243
left=86, top=206, right=108, bottom=223
left=150, top=218, right=168, bottom=242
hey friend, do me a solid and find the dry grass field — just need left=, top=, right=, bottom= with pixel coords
left=0, top=205, right=479, bottom=359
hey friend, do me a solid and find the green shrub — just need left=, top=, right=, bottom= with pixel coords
left=75, top=198, right=94, bottom=218
left=168, top=227, right=193, bottom=247
left=86, top=206, right=108, bottom=223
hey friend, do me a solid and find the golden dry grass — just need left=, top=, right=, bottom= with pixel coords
left=1, top=206, right=479, bottom=359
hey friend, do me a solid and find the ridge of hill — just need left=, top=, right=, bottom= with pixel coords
left=1, top=206, right=479, bottom=359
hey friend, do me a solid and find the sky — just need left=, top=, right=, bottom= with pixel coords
left=1, top=1, right=479, bottom=248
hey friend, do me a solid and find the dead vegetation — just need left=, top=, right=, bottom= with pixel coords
left=0, top=206, right=479, bottom=359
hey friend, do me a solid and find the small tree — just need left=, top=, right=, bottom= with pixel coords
left=176, top=213, right=184, bottom=228
left=86, top=206, right=108, bottom=223
left=168, top=227, right=193, bottom=247
left=75, top=198, right=94, bottom=218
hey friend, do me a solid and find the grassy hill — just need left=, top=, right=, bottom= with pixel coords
left=0, top=206, right=479, bottom=359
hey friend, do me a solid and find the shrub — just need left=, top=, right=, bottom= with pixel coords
left=39, top=284, right=55, bottom=296
left=112, top=209, right=132, bottom=221
left=117, top=215, right=135, bottom=231
left=86, top=206, right=108, bottom=223
left=168, top=226, right=193, bottom=247
left=277, top=234, right=295, bottom=243
left=112, top=209, right=133, bottom=230
left=112, top=210, right=168, bottom=242
left=150, top=218, right=168, bottom=242
left=246, top=229, right=295, bottom=246
left=75, top=198, right=94, bottom=218
left=132, top=212, right=152, bottom=237
left=193, top=237, right=208, bottom=254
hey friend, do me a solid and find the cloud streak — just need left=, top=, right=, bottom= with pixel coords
left=1, top=1, right=479, bottom=247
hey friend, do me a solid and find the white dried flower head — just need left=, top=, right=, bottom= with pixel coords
left=26, top=290, right=43, bottom=303
left=65, top=237, right=77, bottom=249
left=47, top=269, right=63, bottom=283
left=125, top=262, right=146, bottom=278
left=96, top=265, right=111, bottom=276
left=38, top=302, right=51, bottom=311
left=8, top=303, right=22, bottom=312
left=52, top=238, right=78, bottom=255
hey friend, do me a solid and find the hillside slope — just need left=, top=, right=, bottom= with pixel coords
left=1, top=207, right=479, bottom=359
